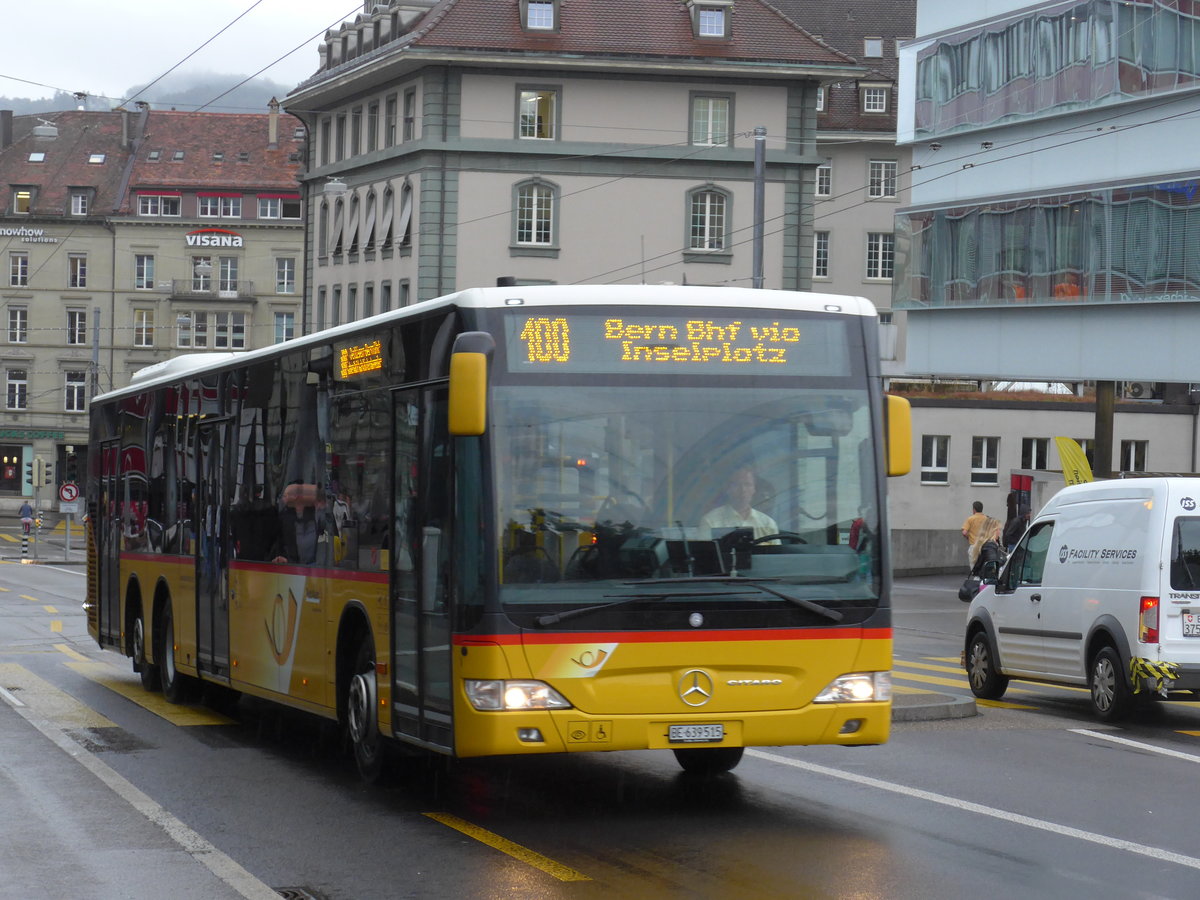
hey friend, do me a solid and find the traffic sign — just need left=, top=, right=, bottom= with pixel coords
left=59, top=482, right=79, bottom=503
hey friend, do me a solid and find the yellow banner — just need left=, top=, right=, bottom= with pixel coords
left=1054, top=437, right=1094, bottom=485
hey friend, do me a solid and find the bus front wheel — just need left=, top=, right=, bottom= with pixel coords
left=347, top=639, right=386, bottom=782
left=673, top=746, right=744, bottom=774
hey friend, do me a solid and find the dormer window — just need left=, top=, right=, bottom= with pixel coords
left=147, top=149, right=162, bottom=161
left=521, top=0, right=558, bottom=31
left=88, top=153, right=106, bottom=164
left=861, top=84, right=890, bottom=114
left=688, top=0, right=732, bottom=39
left=864, top=37, right=884, bottom=58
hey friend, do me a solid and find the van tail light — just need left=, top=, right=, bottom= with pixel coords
left=1139, top=596, right=1160, bottom=643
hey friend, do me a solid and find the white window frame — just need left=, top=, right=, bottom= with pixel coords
left=220, top=196, right=242, bottom=218
left=218, top=257, right=239, bottom=293
left=274, top=311, right=295, bottom=344
left=864, top=37, right=884, bottom=58
left=690, top=94, right=731, bottom=147
left=6, top=368, right=28, bottom=410
left=921, top=434, right=950, bottom=484
left=1121, top=439, right=1148, bottom=473
left=865, top=232, right=895, bottom=280
left=862, top=86, right=889, bottom=113
left=815, top=86, right=826, bottom=112
left=276, top=257, right=296, bottom=294
left=177, top=311, right=246, bottom=349
left=67, top=309, right=87, bottom=345
left=1021, top=437, right=1049, bottom=469
left=688, top=188, right=728, bottom=252
left=64, top=371, right=87, bottom=413
left=525, top=0, right=555, bottom=29
left=518, top=87, right=558, bottom=140
left=971, top=436, right=1000, bottom=485
left=816, top=163, right=831, bottom=197
left=10, top=251, right=28, bottom=287
left=68, top=253, right=87, bottom=288
left=516, top=181, right=556, bottom=246
left=133, top=309, right=154, bottom=348
left=813, top=231, right=830, bottom=279
left=138, top=194, right=180, bottom=216
left=868, top=159, right=898, bottom=199
left=134, top=254, right=155, bottom=290
left=198, top=196, right=221, bottom=217
left=71, top=192, right=88, bottom=216
left=696, top=6, right=729, bottom=38
left=8, top=306, right=28, bottom=343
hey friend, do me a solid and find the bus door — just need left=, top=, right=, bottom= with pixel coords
left=195, top=418, right=233, bottom=679
left=96, top=439, right=122, bottom=646
left=391, top=387, right=454, bottom=748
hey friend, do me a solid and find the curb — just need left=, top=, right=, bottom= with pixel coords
left=892, top=691, right=977, bottom=722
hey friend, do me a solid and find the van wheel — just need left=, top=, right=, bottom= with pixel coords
left=132, top=608, right=159, bottom=692
left=966, top=632, right=1009, bottom=700
left=1089, top=646, right=1132, bottom=721
left=673, top=747, right=744, bottom=774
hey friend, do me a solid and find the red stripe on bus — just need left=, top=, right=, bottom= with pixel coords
left=456, top=628, right=891, bottom=646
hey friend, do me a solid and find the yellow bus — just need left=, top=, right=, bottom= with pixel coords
left=85, top=284, right=910, bottom=778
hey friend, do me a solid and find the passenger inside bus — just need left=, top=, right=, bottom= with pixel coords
left=271, top=482, right=329, bottom=565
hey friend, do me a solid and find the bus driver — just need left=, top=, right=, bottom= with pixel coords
left=699, top=465, right=779, bottom=542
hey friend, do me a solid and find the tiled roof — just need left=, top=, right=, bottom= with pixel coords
left=0, top=111, right=132, bottom=216
left=123, top=110, right=304, bottom=211
left=410, top=0, right=857, bottom=67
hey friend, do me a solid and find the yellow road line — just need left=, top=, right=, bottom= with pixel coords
left=893, top=670, right=970, bottom=690
left=19, top=594, right=38, bottom=603
left=977, top=699, right=1039, bottom=710
left=65, top=661, right=236, bottom=727
left=54, top=643, right=90, bottom=662
left=50, top=621, right=62, bottom=633
left=424, top=812, right=591, bottom=882
left=895, top=659, right=965, bottom=675
left=0, top=534, right=17, bottom=543
left=43, top=605, right=58, bottom=614
left=0, top=662, right=116, bottom=729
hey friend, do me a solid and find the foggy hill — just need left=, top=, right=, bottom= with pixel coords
left=1, top=73, right=307, bottom=116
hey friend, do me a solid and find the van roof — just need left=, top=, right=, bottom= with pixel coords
left=1046, top=477, right=1200, bottom=511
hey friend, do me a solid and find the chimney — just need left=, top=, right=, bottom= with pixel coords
left=0, top=111, right=12, bottom=150
left=268, top=97, right=280, bottom=148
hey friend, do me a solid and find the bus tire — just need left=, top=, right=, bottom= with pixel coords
left=133, top=605, right=160, bottom=692
left=158, top=598, right=192, bottom=704
left=347, top=638, right=387, bottom=782
left=673, top=746, right=744, bottom=774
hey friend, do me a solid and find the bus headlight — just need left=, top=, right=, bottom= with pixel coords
left=464, top=680, right=573, bottom=711
left=814, top=672, right=891, bottom=703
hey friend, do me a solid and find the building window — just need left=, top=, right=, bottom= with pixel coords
left=274, top=311, right=295, bottom=344
left=865, top=232, right=894, bottom=279
left=868, top=160, right=898, bottom=199
left=8, top=307, right=28, bottom=343
left=813, top=231, right=830, bottom=278
left=515, top=181, right=556, bottom=246
left=134, top=254, right=155, bottom=290
left=192, top=256, right=213, bottom=291
left=65, top=371, right=87, bottom=413
left=332, top=287, right=342, bottom=326
left=13, top=189, right=32, bottom=214
left=380, top=282, right=392, bottom=313
left=320, top=117, right=332, bottom=164
left=178, top=311, right=245, bottom=349
left=518, top=88, right=557, bottom=140
left=1021, top=437, right=1049, bottom=469
left=385, top=95, right=397, bottom=147
left=399, top=280, right=410, bottom=307
left=690, top=94, right=731, bottom=146
left=864, top=37, right=884, bottom=58
left=138, top=194, right=180, bottom=216
left=71, top=192, right=88, bottom=216
left=364, top=283, right=374, bottom=318
left=88, top=153, right=106, bottom=164
left=276, top=257, right=296, bottom=294
left=1121, top=439, right=1148, bottom=473
left=921, top=435, right=950, bottom=484
left=218, top=257, right=239, bottom=293
left=67, top=309, right=87, bottom=345
left=257, top=196, right=300, bottom=219
left=133, top=309, right=154, bottom=348
left=862, top=86, right=889, bottom=113
left=693, top=4, right=731, bottom=38
left=688, top=188, right=729, bottom=252
left=10, top=252, right=28, bottom=287
left=1073, top=438, right=1096, bottom=468
left=971, top=436, right=1000, bottom=485
left=316, top=287, right=327, bottom=330
left=28, top=152, right=45, bottom=163
left=351, top=106, right=362, bottom=156
left=6, top=369, right=28, bottom=410
left=335, top=114, right=346, bottom=161
left=815, top=86, right=826, bottom=112
left=524, top=0, right=556, bottom=30
left=403, top=88, right=417, bottom=141
left=68, top=254, right=87, bottom=288
left=366, top=101, right=379, bottom=152
left=348, top=284, right=358, bottom=321
left=816, top=163, right=831, bottom=197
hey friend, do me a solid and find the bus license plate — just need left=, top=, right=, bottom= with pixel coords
left=1184, top=612, right=1200, bottom=636
left=668, top=724, right=724, bottom=743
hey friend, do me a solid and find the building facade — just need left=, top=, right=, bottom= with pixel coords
left=0, top=106, right=303, bottom=509
left=284, top=0, right=865, bottom=329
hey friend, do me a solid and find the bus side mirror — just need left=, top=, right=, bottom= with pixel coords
left=885, top=394, right=912, bottom=477
left=448, top=332, right=495, bottom=436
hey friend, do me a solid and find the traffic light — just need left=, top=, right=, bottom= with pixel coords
left=24, top=460, right=34, bottom=486
left=65, top=453, right=77, bottom=483
left=41, top=461, right=53, bottom=486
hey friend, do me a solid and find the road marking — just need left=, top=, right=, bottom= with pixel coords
left=0, top=663, right=278, bottom=900
left=1071, top=729, right=1200, bottom=763
left=0, top=662, right=115, bottom=729
left=50, top=621, right=62, bottom=633
left=976, top=698, right=1038, bottom=710
left=748, top=748, right=1200, bottom=871
left=43, top=605, right=58, bottom=614
left=424, top=812, right=591, bottom=882
left=65, top=661, right=236, bottom=726
left=54, top=643, right=90, bottom=662
left=20, top=594, right=38, bottom=602
left=894, top=659, right=964, bottom=675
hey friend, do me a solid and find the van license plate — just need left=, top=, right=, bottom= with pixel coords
left=668, top=724, right=724, bottom=743
left=1184, top=612, right=1200, bottom=636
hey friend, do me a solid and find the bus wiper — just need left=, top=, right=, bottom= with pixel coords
left=533, top=590, right=738, bottom=627
left=627, top=577, right=843, bottom=623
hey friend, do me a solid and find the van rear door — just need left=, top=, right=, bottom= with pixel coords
left=1160, top=513, right=1200, bottom=668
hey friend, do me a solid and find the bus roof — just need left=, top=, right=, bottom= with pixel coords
left=93, top=285, right=877, bottom=404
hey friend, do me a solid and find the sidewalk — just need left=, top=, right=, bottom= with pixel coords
left=0, top=521, right=86, bottom=564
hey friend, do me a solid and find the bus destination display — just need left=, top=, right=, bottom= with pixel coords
left=505, top=312, right=847, bottom=376
left=338, top=339, right=383, bottom=379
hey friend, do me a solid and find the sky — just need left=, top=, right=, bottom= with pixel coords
left=2, top=0, right=364, bottom=104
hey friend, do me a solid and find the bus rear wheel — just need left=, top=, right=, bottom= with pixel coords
left=673, top=746, right=744, bottom=774
left=133, top=608, right=159, bottom=692
left=347, top=639, right=387, bottom=782
left=158, top=598, right=193, bottom=704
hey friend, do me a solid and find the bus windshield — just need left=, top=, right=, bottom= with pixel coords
left=492, top=381, right=881, bottom=626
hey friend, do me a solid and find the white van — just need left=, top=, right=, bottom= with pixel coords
left=964, top=477, right=1200, bottom=720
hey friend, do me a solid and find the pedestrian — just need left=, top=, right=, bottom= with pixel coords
left=1002, top=503, right=1031, bottom=552
left=961, top=500, right=989, bottom=570
left=18, top=500, right=34, bottom=535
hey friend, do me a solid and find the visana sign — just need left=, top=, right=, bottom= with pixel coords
left=185, top=228, right=244, bottom=248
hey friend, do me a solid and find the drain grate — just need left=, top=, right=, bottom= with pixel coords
left=275, top=888, right=328, bottom=900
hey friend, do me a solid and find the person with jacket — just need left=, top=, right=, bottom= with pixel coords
left=18, top=500, right=34, bottom=535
